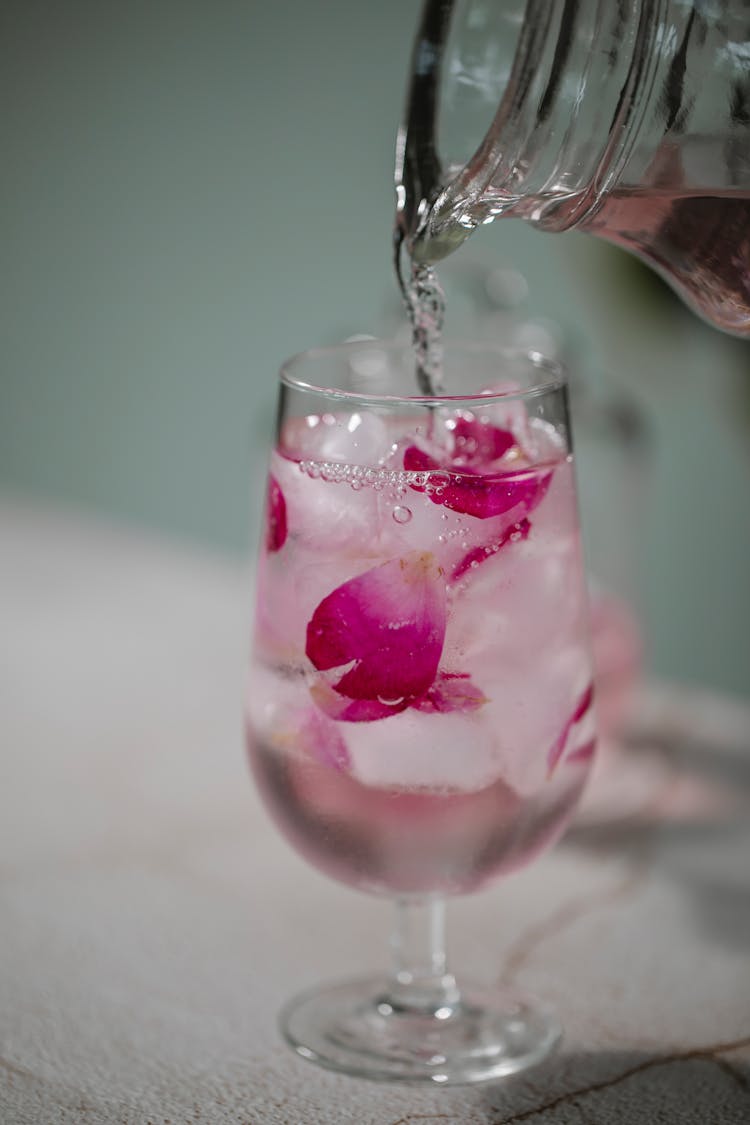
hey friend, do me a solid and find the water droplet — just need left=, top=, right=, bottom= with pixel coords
left=392, top=505, right=412, bottom=525
left=377, top=695, right=405, bottom=707
left=350, top=479, right=362, bottom=491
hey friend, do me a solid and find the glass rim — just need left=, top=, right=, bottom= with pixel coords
left=279, top=338, right=567, bottom=407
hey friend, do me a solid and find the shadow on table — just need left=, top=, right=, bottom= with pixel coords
left=473, top=1042, right=750, bottom=1123
left=561, top=723, right=750, bottom=955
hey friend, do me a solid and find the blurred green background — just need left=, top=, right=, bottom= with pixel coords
left=2, top=0, right=749, bottom=699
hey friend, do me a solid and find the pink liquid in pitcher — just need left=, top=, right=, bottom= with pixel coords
left=586, top=189, right=750, bottom=335
left=247, top=404, right=595, bottom=896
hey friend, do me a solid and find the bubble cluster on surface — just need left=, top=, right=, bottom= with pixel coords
left=298, top=460, right=449, bottom=497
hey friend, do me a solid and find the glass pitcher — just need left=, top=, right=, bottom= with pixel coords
left=395, top=0, right=750, bottom=335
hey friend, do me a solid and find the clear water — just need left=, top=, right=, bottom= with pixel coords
left=401, top=261, right=447, bottom=396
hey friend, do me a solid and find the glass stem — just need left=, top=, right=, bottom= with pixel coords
left=385, top=896, right=460, bottom=1017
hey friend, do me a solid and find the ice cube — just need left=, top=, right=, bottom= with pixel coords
left=347, top=706, right=500, bottom=792
left=288, top=410, right=390, bottom=466
left=270, top=450, right=382, bottom=558
left=474, top=644, right=593, bottom=795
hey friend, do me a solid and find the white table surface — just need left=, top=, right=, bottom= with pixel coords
left=2, top=494, right=749, bottom=1124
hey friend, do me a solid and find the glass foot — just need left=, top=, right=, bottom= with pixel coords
left=280, top=975, right=561, bottom=1085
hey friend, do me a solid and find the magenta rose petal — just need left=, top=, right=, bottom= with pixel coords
left=403, top=444, right=439, bottom=476
left=571, top=682, right=595, bottom=724
left=451, top=417, right=516, bottom=465
left=565, top=737, right=597, bottom=765
left=547, top=726, right=569, bottom=778
left=414, top=672, right=488, bottom=714
left=547, top=682, right=596, bottom=774
left=306, top=552, right=447, bottom=706
left=266, top=475, right=287, bottom=552
left=310, top=678, right=410, bottom=723
left=439, top=467, right=552, bottom=521
left=404, top=442, right=553, bottom=521
left=452, top=518, right=532, bottom=582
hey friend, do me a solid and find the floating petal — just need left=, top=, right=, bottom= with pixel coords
left=565, top=737, right=597, bottom=766
left=266, top=475, right=287, bottom=552
left=310, top=678, right=409, bottom=723
left=404, top=444, right=552, bottom=521
left=306, top=552, right=447, bottom=705
left=547, top=682, right=596, bottom=775
left=452, top=519, right=531, bottom=582
left=298, top=706, right=351, bottom=770
left=413, top=672, right=488, bottom=714
left=449, top=416, right=516, bottom=466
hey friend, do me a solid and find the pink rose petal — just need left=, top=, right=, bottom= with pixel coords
left=413, top=672, right=488, bottom=714
left=310, top=678, right=410, bottom=723
left=449, top=416, right=516, bottom=467
left=404, top=445, right=552, bottom=521
left=266, top=474, right=287, bottom=552
left=298, top=706, right=351, bottom=770
left=547, top=682, right=596, bottom=775
left=565, top=737, right=597, bottom=766
left=571, top=682, right=595, bottom=724
left=306, top=552, right=447, bottom=705
left=451, top=518, right=532, bottom=582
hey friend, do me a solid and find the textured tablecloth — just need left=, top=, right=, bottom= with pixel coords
left=2, top=495, right=749, bottom=1124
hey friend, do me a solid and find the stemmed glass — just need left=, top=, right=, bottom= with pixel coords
left=246, top=339, right=596, bottom=1085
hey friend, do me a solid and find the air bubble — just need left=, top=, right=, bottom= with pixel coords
left=392, top=505, right=412, bottom=524
left=425, top=470, right=451, bottom=496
